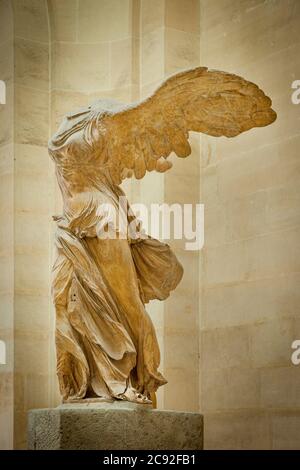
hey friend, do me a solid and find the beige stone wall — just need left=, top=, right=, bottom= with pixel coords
left=199, top=0, right=300, bottom=450
left=12, top=0, right=52, bottom=449
left=0, top=0, right=14, bottom=451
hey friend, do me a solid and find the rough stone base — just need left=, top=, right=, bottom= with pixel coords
left=28, top=401, right=203, bottom=450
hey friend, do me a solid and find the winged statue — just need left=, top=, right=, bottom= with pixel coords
left=49, top=67, right=276, bottom=405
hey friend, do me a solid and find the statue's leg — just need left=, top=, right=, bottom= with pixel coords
left=87, top=236, right=165, bottom=400
left=52, top=251, right=89, bottom=401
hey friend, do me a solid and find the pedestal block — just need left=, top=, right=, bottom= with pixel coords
left=28, top=401, right=203, bottom=450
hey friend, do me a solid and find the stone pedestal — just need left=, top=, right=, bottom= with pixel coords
left=28, top=401, right=203, bottom=450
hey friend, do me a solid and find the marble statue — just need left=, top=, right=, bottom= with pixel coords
left=48, top=67, right=276, bottom=405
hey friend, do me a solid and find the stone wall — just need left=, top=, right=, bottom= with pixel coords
left=0, top=0, right=14, bottom=451
left=199, top=0, right=300, bottom=450
left=12, top=0, right=52, bottom=449
left=163, top=0, right=200, bottom=413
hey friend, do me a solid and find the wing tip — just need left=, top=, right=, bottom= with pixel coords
left=253, top=107, right=277, bottom=128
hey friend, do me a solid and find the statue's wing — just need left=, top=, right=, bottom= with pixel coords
left=99, top=67, right=277, bottom=184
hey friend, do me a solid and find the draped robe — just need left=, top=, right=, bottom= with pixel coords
left=49, top=104, right=183, bottom=401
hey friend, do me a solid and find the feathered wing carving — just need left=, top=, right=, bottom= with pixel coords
left=98, top=67, right=276, bottom=185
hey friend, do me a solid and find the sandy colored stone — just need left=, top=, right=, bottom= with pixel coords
left=0, top=144, right=13, bottom=176
left=14, top=144, right=50, bottom=176
left=202, top=367, right=260, bottom=411
left=141, top=28, right=164, bottom=86
left=0, top=294, right=13, bottom=330
left=165, top=28, right=200, bottom=75
left=0, top=255, right=13, bottom=293
left=48, top=0, right=77, bottom=42
left=52, top=42, right=110, bottom=92
left=15, top=213, right=51, bottom=254
left=0, top=0, right=13, bottom=44
left=164, top=329, right=198, bottom=369
left=14, top=331, right=50, bottom=374
left=201, top=326, right=250, bottom=370
left=51, top=90, right=90, bottom=131
left=28, top=403, right=203, bottom=450
left=0, top=330, right=13, bottom=374
left=163, top=367, right=199, bottom=412
left=15, top=251, right=50, bottom=296
left=0, top=83, right=13, bottom=146
left=110, top=38, right=133, bottom=89
left=14, top=294, right=51, bottom=331
left=165, top=0, right=200, bottom=33
left=204, top=411, right=271, bottom=450
left=0, top=407, right=13, bottom=450
left=15, top=38, right=49, bottom=91
left=250, top=318, right=295, bottom=368
left=261, top=367, right=300, bottom=409
left=48, top=66, right=275, bottom=407
left=141, top=0, right=165, bottom=35
left=217, top=137, right=300, bottom=199
left=0, top=172, right=13, bottom=215
left=12, top=0, right=49, bottom=43
left=271, top=412, right=300, bottom=450
left=15, top=173, right=51, bottom=215
left=77, top=0, right=131, bottom=42
left=0, top=41, right=13, bottom=85
left=202, top=273, right=300, bottom=330
left=15, top=86, right=49, bottom=146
